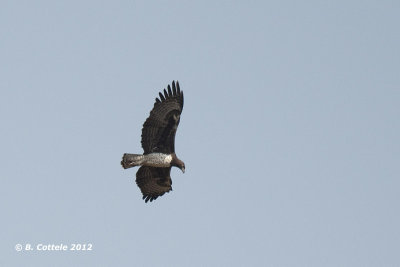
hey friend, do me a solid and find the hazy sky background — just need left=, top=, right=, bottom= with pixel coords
left=1, top=1, right=399, bottom=266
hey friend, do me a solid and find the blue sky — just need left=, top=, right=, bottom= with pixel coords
left=1, top=1, right=399, bottom=266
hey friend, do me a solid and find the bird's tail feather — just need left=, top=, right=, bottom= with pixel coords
left=121, top=153, right=143, bottom=169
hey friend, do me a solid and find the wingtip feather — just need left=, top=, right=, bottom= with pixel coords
left=153, top=81, right=183, bottom=109
left=159, top=92, right=165, bottom=101
left=172, top=81, right=177, bottom=95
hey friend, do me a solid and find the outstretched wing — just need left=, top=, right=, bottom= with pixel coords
left=136, top=166, right=172, bottom=203
left=141, top=81, right=184, bottom=154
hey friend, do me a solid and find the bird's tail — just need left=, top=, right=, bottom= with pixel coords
left=121, top=153, right=144, bottom=169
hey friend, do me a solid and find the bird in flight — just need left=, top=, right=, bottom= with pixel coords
left=121, top=81, right=185, bottom=202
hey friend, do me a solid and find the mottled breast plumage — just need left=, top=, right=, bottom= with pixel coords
left=142, top=153, right=172, bottom=167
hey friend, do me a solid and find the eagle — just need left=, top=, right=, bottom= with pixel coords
left=121, top=81, right=185, bottom=202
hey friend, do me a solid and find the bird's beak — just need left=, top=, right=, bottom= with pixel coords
left=182, top=168, right=185, bottom=174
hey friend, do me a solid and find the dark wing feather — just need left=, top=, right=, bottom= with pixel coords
left=141, top=81, right=184, bottom=154
left=136, top=166, right=172, bottom=203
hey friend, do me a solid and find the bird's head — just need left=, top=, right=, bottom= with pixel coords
left=178, top=162, right=185, bottom=173
left=181, top=163, right=185, bottom=173
left=172, top=154, right=185, bottom=173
